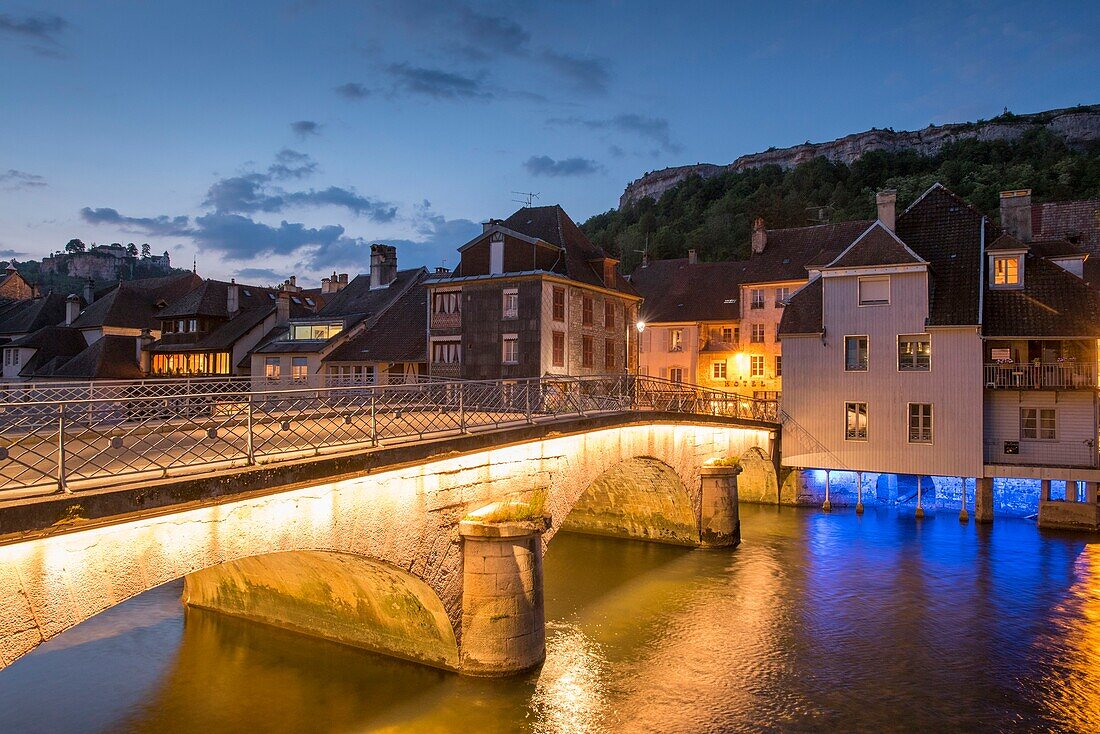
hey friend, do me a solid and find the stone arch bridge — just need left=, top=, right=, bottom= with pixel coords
left=0, top=412, right=777, bottom=676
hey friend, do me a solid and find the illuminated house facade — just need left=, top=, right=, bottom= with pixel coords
left=426, top=205, right=640, bottom=380
left=779, top=185, right=1100, bottom=527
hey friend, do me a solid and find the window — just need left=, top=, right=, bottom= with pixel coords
left=669, top=367, right=683, bottom=383
left=432, top=340, right=461, bottom=364
left=552, top=331, right=565, bottom=368
left=432, top=290, right=461, bottom=315
left=151, top=352, right=230, bottom=375
left=552, top=287, right=565, bottom=321
left=721, top=326, right=734, bottom=343
left=858, top=276, right=890, bottom=305
left=845, top=402, right=868, bottom=440
left=581, top=335, right=594, bottom=368
left=327, top=365, right=373, bottom=385
left=712, top=361, right=727, bottom=379
left=605, top=339, right=616, bottom=370
left=1021, top=408, right=1056, bottom=440
left=993, top=256, right=1020, bottom=286
left=582, top=297, right=594, bottom=326
left=898, top=334, right=931, bottom=371
left=750, top=289, right=765, bottom=310
left=669, top=328, right=683, bottom=352
left=775, top=355, right=782, bottom=377
left=288, top=322, right=343, bottom=340
left=502, top=335, right=518, bottom=364
left=775, top=287, right=790, bottom=307
left=750, top=355, right=765, bottom=377
left=909, top=403, right=933, bottom=443
left=845, top=336, right=868, bottom=371
left=604, top=301, right=615, bottom=329
left=264, top=357, right=281, bottom=380
left=291, top=357, right=308, bottom=382
left=750, top=324, right=765, bottom=343
left=502, top=288, right=518, bottom=319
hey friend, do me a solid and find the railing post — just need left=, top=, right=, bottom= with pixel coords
left=370, top=393, right=378, bottom=446
left=57, top=403, right=69, bottom=494
left=526, top=379, right=533, bottom=424
left=245, top=395, right=255, bottom=465
left=459, top=383, right=466, bottom=433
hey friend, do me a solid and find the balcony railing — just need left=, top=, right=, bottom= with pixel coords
left=0, top=374, right=776, bottom=498
left=984, top=362, right=1098, bottom=390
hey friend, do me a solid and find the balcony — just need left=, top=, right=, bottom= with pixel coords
left=984, top=362, right=1098, bottom=390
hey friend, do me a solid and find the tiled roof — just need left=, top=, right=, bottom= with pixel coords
left=0, top=292, right=69, bottom=336
left=325, top=274, right=429, bottom=363
left=1029, top=239, right=1083, bottom=258
left=1032, top=199, right=1100, bottom=252
left=983, top=255, right=1100, bottom=337
left=158, top=280, right=283, bottom=319
left=986, top=233, right=1029, bottom=252
left=316, top=268, right=424, bottom=319
left=825, top=223, right=926, bottom=268
left=751, top=220, right=876, bottom=279
left=71, top=272, right=202, bottom=331
left=51, top=335, right=144, bottom=380
left=777, top=277, right=824, bottom=335
left=10, top=326, right=89, bottom=378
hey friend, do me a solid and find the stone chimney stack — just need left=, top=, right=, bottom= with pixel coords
left=276, top=290, right=291, bottom=325
left=751, top=218, right=767, bottom=254
left=687, top=249, right=698, bottom=265
left=1000, top=189, right=1033, bottom=242
left=227, top=279, right=239, bottom=314
left=83, top=278, right=95, bottom=305
left=65, top=293, right=81, bottom=325
left=370, top=244, right=398, bottom=289
left=876, top=190, right=897, bottom=232
left=138, top=328, right=154, bottom=374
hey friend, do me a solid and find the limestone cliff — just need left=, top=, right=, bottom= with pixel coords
left=619, top=105, right=1100, bottom=209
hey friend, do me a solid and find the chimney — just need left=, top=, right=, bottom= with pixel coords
left=751, top=218, right=767, bottom=254
left=83, top=278, right=94, bottom=305
left=65, top=293, right=81, bottom=325
left=138, top=328, right=154, bottom=374
left=227, top=278, right=239, bottom=314
left=876, top=189, right=897, bottom=232
left=340, top=273, right=348, bottom=284
left=1000, top=189, right=1033, bottom=242
left=370, top=244, right=398, bottom=289
left=276, top=290, right=291, bottom=325
left=687, top=249, right=698, bottom=265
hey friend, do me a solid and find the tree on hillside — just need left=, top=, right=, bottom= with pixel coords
left=126, top=243, right=138, bottom=257
left=141, top=243, right=151, bottom=258
left=65, top=238, right=85, bottom=254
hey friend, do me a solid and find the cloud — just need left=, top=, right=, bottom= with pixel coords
left=549, top=113, right=682, bottom=153
left=80, top=207, right=192, bottom=237
left=540, top=51, right=610, bottom=94
left=0, top=248, right=27, bottom=259
left=385, top=63, right=491, bottom=100
left=0, top=169, right=47, bottom=190
left=203, top=175, right=395, bottom=221
left=233, top=267, right=287, bottom=284
left=523, top=155, right=603, bottom=177
left=290, top=120, right=321, bottom=137
left=0, top=12, right=69, bottom=58
left=267, top=148, right=317, bottom=179
left=335, top=82, right=372, bottom=99
left=192, top=213, right=348, bottom=261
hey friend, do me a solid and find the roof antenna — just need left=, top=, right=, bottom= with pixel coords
left=511, top=191, right=540, bottom=207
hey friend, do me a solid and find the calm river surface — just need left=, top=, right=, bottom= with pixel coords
left=3, top=505, right=1100, bottom=733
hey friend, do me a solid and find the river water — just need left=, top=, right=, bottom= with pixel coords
left=3, top=505, right=1100, bottom=734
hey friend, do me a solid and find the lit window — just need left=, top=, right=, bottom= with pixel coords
left=898, top=335, right=931, bottom=371
left=1021, top=408, right=1055, bottom=440
left=750, top=355, right=764, bottom=377
left=721, top=327, right=734, bottom=343
left=502, top=335, right=518, bottom=364
left=845, top=336, right=868, bottom=371
left=845, top=402, right=868, bottom=440
left=265, top=357, right=281, bottom=380
left=292, top=357, right=308, bottom=382
left=858, top=276, right=890, bottom=305
left=750, top=324, right=765, bottom=343
left=669, top=329, right=683, bottom=352
left=909, top=403, right=933, bottom=443
left=993, top=256, right=1020, bottom=286
left=502, top=288, right=518, bottom=319
left=750, top=289, right=765, bottom=309
left=288, top=322, right=343, bottom=340
left=712, top=361, right=727, bottom=379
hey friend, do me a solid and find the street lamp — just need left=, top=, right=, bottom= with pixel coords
left=635, top=320, right=645, bottom=376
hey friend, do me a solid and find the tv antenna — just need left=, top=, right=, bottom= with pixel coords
left=511, top=191, right=540, bottom=207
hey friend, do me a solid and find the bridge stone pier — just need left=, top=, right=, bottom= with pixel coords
left=0, top=414, right=774, bottom=676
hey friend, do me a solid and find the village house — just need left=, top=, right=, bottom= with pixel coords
left=778, top=184, right=1100, bottom=530
left=426, top=205, right=640, bottom=380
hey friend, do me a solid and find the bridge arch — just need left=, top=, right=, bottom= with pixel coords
left=734, top=446, right=779, bottom=504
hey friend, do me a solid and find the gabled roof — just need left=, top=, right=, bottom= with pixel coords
left=316, top=268, right=424, bottom=320
left=983, top=254, right=1100, bottom=337
left=324, top=273, right=430, bottom=364
left=1029, top=239, right=1084, bottom=259
left=71, top=272, right=202, bottom=331
left=0, top=292, right=69, bottom=336
left=777, top=277, right=824, bottom=335
left=9, top=325, right=89, bottom=377
left=158, top=279, right=283, bottom=319
left=51, top=335, right=144, bottom=380
left=986, top=233, right=1029, bottom=252
left=823, top=222, right=927, bottom=269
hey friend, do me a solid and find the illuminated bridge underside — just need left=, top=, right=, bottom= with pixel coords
left=0, top=418, right=772, bottom=675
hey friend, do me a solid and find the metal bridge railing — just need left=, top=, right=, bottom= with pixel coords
left=0, top=374, right=776, bottom=498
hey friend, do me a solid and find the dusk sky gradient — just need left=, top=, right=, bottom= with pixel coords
left=1, top=0, right=1097, bottom=284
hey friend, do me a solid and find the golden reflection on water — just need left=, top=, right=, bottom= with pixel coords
left=531, top=623, right=609, bottom=734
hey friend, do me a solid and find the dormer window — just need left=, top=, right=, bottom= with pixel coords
left=992, top=255, right=1021, bottom=287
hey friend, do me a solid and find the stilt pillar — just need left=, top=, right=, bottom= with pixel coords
left=975, top=477, right=994, bottom=524
left=459, top=512, right=550, bottom=677
left=855, top=471, right=864, bottom=515
left=958, top=478, right=969, bottom=523
left=822, top=470, right=832, bottom=511
left=699, top=464, right=741, bottom=547
left=915, top=475, right=925, bottom=518
left=1040, top=479, right=1051, bottom=502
